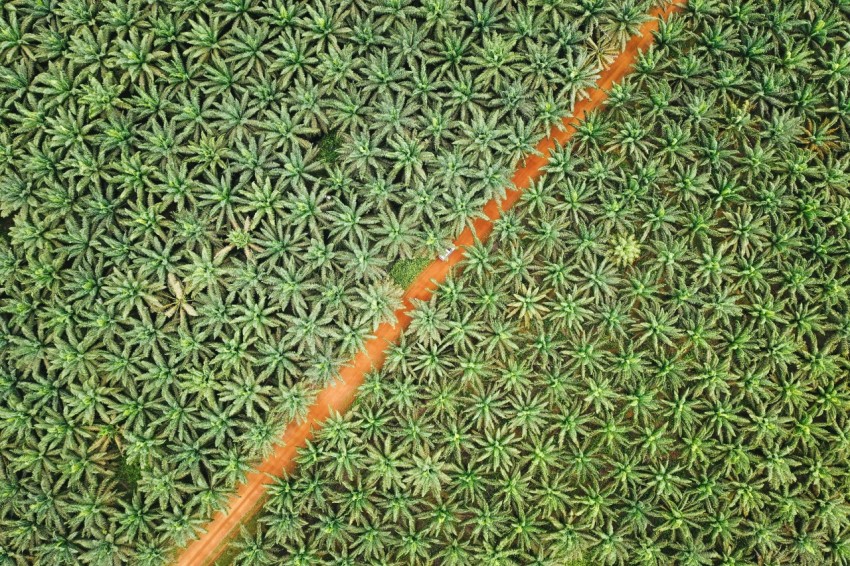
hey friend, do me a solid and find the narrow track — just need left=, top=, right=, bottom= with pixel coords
left=175, top=3, right=684, bottom=564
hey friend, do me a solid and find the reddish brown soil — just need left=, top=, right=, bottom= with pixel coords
left=175, top=4, right=684, bottom=564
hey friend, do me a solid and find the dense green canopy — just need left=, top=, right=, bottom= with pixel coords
left=0, top=0, right=656, bottom=563
left=233, top=0, right=850, bottom=564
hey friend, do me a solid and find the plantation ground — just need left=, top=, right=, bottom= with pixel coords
left=2, top=0, right=850, bottom=564
left=0, top=0, right=660, bottom=563
left=226, top=1, right=850, bottom=564
left=178, top=4, right=682, bottom=564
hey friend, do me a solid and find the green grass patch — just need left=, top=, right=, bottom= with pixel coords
left=114, top=455, right=141, bottom=493
left=317, top=131, right=342, bottom=164
left=389, top=256, right=431, bottom=288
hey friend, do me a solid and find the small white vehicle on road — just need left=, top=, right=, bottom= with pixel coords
left=438, top=245, right=456, bottom=261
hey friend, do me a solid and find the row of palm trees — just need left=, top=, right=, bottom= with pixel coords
left=228, top=1, right=850, bottom=563
left=0, top=0, right=656, bottom=563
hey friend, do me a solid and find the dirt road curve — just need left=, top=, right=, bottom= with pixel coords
left=175, top=3, right=684, bottom=564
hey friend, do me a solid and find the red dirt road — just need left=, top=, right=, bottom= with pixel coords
left=175, top=3, right=683, bottom=564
